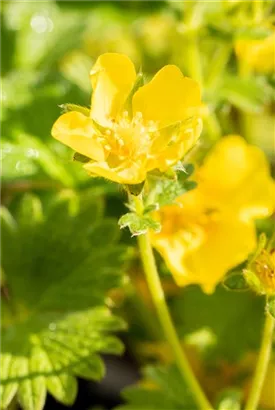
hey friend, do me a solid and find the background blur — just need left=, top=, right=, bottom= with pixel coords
left=1, top=1, right=274, bottom=409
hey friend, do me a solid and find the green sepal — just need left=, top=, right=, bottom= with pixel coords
left=118, top=212, right=161, bottom=236
left=148, top=168, right=177, bottom=180
left=73, top=152, right=91, bottom=163
left=59, top=103, right=90, bottom=117
left=222, top=272, right=249, bottom=292
left=126, top=181, right=145, bottom=196
left=143, top=204, right=159, bottom=214
left=124, top=72, right=144, bottom=117
left=243, top=269, right=264, bottom=295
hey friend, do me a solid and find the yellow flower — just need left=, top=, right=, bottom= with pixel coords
left=196, top=136, right=275, bottom=222
left=151, top=136, right=275, bottom=293
left=52, top=53, right=202, bottom=185
left=235, top=31, right=275, bottom=74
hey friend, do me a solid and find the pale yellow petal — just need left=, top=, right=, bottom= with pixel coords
left=154, top=216, right=257, bottom=293
left=90, top=53, right=136, bottom=124
left=197, top=136, right=275, bottom=221
left=235, top=33, right=275, bottom=73
left=183, top=217, right=257, bottom=293
left=153, top=118, right=202, bottom=171
left=83, top=160, right=146, bottom=184
left=153, top=236, right=189, bottom=284
left=132, top=65, right=201, bottom=128
left=51, top=111, right=105, bottom=161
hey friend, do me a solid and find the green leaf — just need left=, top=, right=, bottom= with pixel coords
left=170, top=286, right=265, bottom=361
left=220, top=76, right=269, bottom=113
left=1, top=133, right=75, bottom=186
left=236, top=26, right=273, bottom=40
left=1, top=191, right=130, bottom=410
left=148, top=165, right=196, bottom=207
left=0, top=355, right=18, bottom=410
left=1, top=308, right=125, bottom=410
left=116, top=365, right=197, bottom=410
left=143, top=204, right=160, bottom=214
left=3, top=189, right=129, bottom=310
left=216, top=388, right=242, bottom=410
left=267, top=296, right=275, bottom=319
left=119, top=212, right=161, bottom=236
left=73, top=151, right=91, bottom=163
left=17, top=353, right=47, bottom=410
left=222, top=271, right=249, bottom=291
left=207, top=23, right=233, bottom=41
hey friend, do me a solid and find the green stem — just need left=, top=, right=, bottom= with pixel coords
left=204, top=112, right=222, bottom=142
left=205, top=44, right=232, bottom=90
left=245, top=311, right=274, bottom=410
left=185, top=32, right=203, bottom=86
left=253, top=0, right=264, bottom=23
left=132, top=194, right=213, bottom=410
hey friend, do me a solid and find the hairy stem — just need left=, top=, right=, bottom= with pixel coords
left=132, top=194, right=213, bottom=410
left=245, top=311, right=274, bottom=410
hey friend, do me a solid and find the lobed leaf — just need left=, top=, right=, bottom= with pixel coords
left=1, top=191, right=130, bottom=410
left=116, top=365, right=197, bottom=410
left=147, top=164, right=196, bottom=207
left=119, top=212, right=161, bottom=236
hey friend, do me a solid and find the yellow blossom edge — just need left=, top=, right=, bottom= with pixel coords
left=151, top=136, right=275, bottom=293
left=235, top=31, right=275, bottom=74
left=196, top=135, right=275, bottom=221
left=52, top=53, right=203, bottom=185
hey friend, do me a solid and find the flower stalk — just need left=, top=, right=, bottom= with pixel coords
left=132, top=194, right=213, bottom=410
left=245, top=310, right=274, bottom=410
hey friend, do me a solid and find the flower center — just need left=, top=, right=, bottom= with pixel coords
left=99, top=111, right=158, bottom=163
left=254, top=249, right=275, bottom=294
left=158, top=205, right=220, bottom=248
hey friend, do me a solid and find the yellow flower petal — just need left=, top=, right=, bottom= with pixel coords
left=83, top=160, right=146, bottom=184
left=52, top=54, right=203, bottom=185
left=151, top=136, right=274, bottom=293
left=183, top=217, right=257, bottom=293
left=132, top=65, right=201, bottom=128
left=51, top=111, right=105, bottom=161
left=235, top=32, right=275, bottom=74
left=153, top=209, right=256, bottom=294
left=90, top=53, right=136, bottom=124
left=197, top=136, right=275, bottom=221
left=152, top=118, right=202, bottom=171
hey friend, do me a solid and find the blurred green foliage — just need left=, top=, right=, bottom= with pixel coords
left=1, top=1, right=275, bottom=409
left=1, top=190, right=130, bottom=408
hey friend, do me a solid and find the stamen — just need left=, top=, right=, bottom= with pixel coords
left=135, top=111, right=143, bottom=120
